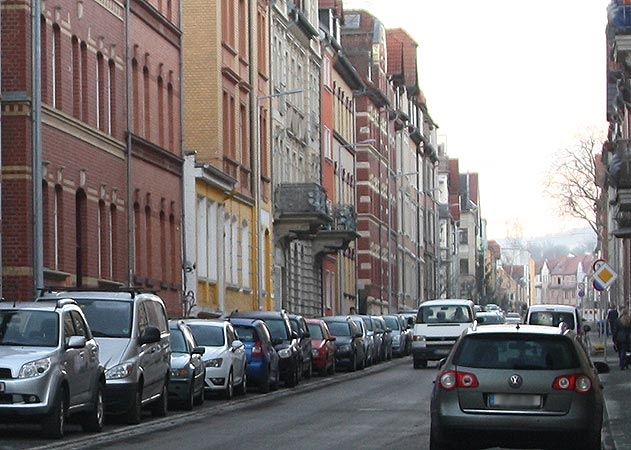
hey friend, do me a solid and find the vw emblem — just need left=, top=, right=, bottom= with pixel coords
left=508, top=374, right=522, bottom=388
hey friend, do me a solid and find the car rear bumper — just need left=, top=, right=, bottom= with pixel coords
left=245, top=359, right=269, bottom=385
left=412, top=345, right=453, bottom=360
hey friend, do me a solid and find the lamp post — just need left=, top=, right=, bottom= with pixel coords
left=254, top=88, right=303, bottom=310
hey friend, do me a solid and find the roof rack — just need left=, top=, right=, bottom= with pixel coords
left=55, top=299, right=78, bottom=309
left=38, top=286, right=157, bottom=298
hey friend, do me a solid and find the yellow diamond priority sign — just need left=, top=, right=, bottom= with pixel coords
left=593, top=262, right=618, bottom=291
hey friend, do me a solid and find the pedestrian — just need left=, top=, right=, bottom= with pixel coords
left=614, top=308, right=631, bottom=370
left=607, top=303, right=619, bottom=340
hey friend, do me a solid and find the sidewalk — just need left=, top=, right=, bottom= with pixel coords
left=591, top=335, right=631, bottom=450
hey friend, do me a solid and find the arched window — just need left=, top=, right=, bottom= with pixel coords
left=41, top=16, right=47, bottom=102
left=134, top=202, right=142, bottom=275
left=54, top=185, right=63, bottom=270
left=169, top=213, right=177, bottom=283
left=132, top=59, right=139, bottom=132
left=75, top=190, right=88, bottom=287
left=110, top=204, right=117, bottom=279
left=145, top=204, right=152, bottom=280
left=167, top=83, right=174, bottom=150
left=157, top=76, right=164, bottom=147
left=72, top=37, right=81, bottom=118
left=108, top=60, right=116, bottom=135
left=160, top=210, right=167, bottom=282
left=52, top=24, right=62, bottom=108
left=143, top=66, right=150, bottom=139
left=81, top=42, right=89, bottom=121
left=96, top=52, right=105, bottom=131
left=241, top=221, right=250, bottom=289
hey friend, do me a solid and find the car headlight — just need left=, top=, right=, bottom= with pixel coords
left=312, top=349, right=319, bottom=357
left=106, top=362, right=134, bottom=380
left=278, top=348, right=292, bottom=358
left=205, top=358, right=223, bottom=368
left=413, top=335, right=426, bottom=342
left=339, top=344, right=351, bottom=352
left=19, top=358, right=51, bottom=379
left=170, top=367, right=191, bottom=378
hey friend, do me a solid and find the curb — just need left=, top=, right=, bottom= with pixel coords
left=29, top=356, right=409, bottom=450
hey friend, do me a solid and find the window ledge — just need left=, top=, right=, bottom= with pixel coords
left=43, top=268, right=71, bottom=281
left=226, top=284, right=240, bottom=291
left=97, top=278, right=125, bottom=289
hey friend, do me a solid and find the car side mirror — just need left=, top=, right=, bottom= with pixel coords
left=231, top=340, right=244, bottom=351
left=67, top=335, right=86, bottom=349
left=583, top=325, right=591, bottom=333
left=192, top=346, right=205, bottom=355
left=329, top=336, right=336, bottom=342
left=139, top=326, right=161, bottom=345
left=437, top=358, right=447, bottom=370
left=291, top=331, right=299, bottom=340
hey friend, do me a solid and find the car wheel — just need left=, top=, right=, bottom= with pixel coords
left=125, top=386, right=143, bottom=424
left=42, top=387, right=66, bottom=439
left=151, top=382, right=168, bottom=417
left=183, top=379, right=195, bottom=411
left=82, top=382, right=105, bottom=432
left=235, top=371, right=247, bottom=396
left=224, top=370, right=234, bottom=400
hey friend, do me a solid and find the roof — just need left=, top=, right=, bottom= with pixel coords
left=304, top=318, right=325, bottom=324
left=527, top=304, right=578, bottom=313
left=420, top=299, right=473, bottom=307
left=230, top=311, right=286, bottom=320
left=39, top=290, right=155, bottom=302
left=181, top=318, right=226, bottom=327
left=228, top=317, right=265, bottom=327
left=467, top=324, right=570, bottom=336
left=0, top=302, right=58, bottom=311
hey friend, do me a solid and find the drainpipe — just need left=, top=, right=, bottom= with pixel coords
left=178, top=0, right=187, bottom=314
left=0, top=1, right=3, bottom=299
left=32, top=0, right=44, bottom=295
left=125, top=0, right=133, bottom=287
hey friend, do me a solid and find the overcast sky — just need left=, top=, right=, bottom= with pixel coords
left=343, top=0, right=609, bottom=241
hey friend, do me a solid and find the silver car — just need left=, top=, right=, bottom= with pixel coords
left=0, top=300, right=105, bottom=438
left=430, top=324, right=608, bottom=450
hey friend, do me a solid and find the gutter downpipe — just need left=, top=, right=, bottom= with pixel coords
left=0, top=1, right=3, bottom=299
left=125, top=0, right=133, bottom=287
left=178, top=0, right=187, bottom=315
left=32, top=0, right=44, bottom=295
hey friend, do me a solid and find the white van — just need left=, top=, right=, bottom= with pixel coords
left=411, top=299, right=475, bottom=369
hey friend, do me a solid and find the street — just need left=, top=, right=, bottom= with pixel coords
left=0, top=357, right=435, bottom=450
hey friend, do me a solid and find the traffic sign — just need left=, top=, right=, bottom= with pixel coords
left=593, top=262, right=618, bottom=291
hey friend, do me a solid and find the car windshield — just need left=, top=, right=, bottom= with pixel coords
left=454, top=334, right=580, bottom=370
left=169, top=329, right=188, bottom=353
left=478, top=313, right=506, bottom=325
left=361, top=317, right=373, bottom=331
left=529, top=311, right=576, bottom=330
left=307, top=323, right=323, bottom=339
left=188, top=324, right=225, bottom=347
left=264, top=319, right=289, bottom=341
left=384, top=316, right=400, bottom=330
left=234, top=325, right=257, bottom=342
left=416, top=305, right=472, bottom=324
left=289, top=319, right=299, bottom=333
left=74, top=299, right=133, bottom=338
left=327, top=322, right=351, bottom=337
left=0, top=310, right=59, bottom=347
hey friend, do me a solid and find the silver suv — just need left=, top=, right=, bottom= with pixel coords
left=0, top=300, right=105, bottom=438
left=430, top=324, right=608, bottom=450
left=39, top=289, right=171, bottom=424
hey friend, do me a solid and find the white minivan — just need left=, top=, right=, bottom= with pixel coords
left=411, top=299, right=476, bottom=369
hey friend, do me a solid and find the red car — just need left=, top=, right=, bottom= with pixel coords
left=306, top=319, right=336, bottom=375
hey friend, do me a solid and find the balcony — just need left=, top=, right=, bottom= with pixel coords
left=313, top=204, right=359, bottom=255
left=274, top=183, right=332, bottom=238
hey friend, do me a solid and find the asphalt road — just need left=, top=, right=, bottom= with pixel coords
left=0, top=356, right=437, bottom=450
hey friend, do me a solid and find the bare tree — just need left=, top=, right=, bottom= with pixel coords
left=545, top=134, right=605, bottom=237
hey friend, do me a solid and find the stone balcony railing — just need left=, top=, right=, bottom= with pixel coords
left=274, top=182, right=332, bottom=238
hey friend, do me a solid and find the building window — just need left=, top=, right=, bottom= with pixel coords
left=75, top=190, right=88, bottom=287
left=460, top=259, right=469, bottom=276
left=257, top=12, right=267, bottom=74
left=260, top=107, right=268, bottom=177
left=238, top=0, right=247, bottom=56
left=167, top=83, right=175, bottom=150
left=134, top=202, right=141, bottom=274
left=169, top=213, right=177, bottom=283
left=97, top=200, right=107, bottom=278
left=41, top=16, right=47, bottom=102
left=224, top=215, right=232, bottom=285
left=72, top=37, right=81, bottom=119
left=167, top=0, right=172, bottom=21
left=240, top=103, right=249, bottom=167
left=145, top=205, right=152, bottom=279
left=231, top=218, right=238, bottom=286
left=108, top=60, right=115, bottom=135
left=222, top=0, right=235, bottom=47
left=242, top=221, right=250, bottom=289
left=110, top=204, right=117, bottom=279
left=158, top=77, right=164, bottom=147
left=323, top=127, right=332, bottom=159
left=52, top=24, right=62, bottom=108
left=458, top=228, right=468, bottom=245
left=143, top=66, right=151, bottom=139
left=196, top=197, right=208, bottom=279
left=53, top=185, right=62, bottom=270
left=322, top=56, right=331, bottom=88
left=208, top=202, right=218, bottom=281
left=96, top=53, right=106, bottom=131
left=160, top=210, right=167, bottom=282
left=132, top=59, right=139, bottom=132
left=81, top=42, right=89, bottom=122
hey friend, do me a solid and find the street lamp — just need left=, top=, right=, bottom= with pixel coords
left=254, top=88, right=304, bottom=310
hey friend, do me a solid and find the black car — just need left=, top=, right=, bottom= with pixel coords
left=229, top=311, right=301, bottom=387
left=287, top=314, right=313, bottom=379
left=322, top=316, right=365, bottom=372
left=167, top=320, right=206, bottom=410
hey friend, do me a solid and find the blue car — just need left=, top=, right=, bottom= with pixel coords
left=229, top=318, right=280, bottom=393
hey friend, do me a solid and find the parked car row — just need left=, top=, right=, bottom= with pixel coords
left=0, top=289, right=413, bottom=439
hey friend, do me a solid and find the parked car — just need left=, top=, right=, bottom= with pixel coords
left=476, top=311, right=506, bottom=325
left=383, top=314, right=408, bottom=357
left=373, top=316, right=393, bottom=360
left=430, top=324, right=608, bottom=450
left=228, top=318, right=280, bottom=393
left=167, top=320, right=205, bottom=410
left=287, top=314, right=313, bottom=379
left=0, top=300, right=105, bottom=438
left=182, top=319, right=247, bottom=400
left=350, top=315, right=375, bottom=366
left=38, top=289, right=171, bottom=424
left=505, top=312, right=523, bottom=324
left=305, top=319, right=336, bottom=375
left=229, top=311, right=301, bottom=388
left=323, top=316, right=365, bottom=371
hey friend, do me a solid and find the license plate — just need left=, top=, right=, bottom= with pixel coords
left=489, top=394, right=541, bottom=408
left=0, top=382, right=4, bottom=393
left=434, top=348, right=451, bottom=355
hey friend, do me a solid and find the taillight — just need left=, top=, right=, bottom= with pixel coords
left=552, top=374, right=592, bottom=394
left=438, top=370, right=479, bottom=390
left=252, top=341, right=263, bottom=358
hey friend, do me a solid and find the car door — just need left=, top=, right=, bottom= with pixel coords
left=61, top=312, right=84, bottom=406
left=260, top=323, right=279, bottom=382
left=183, top=326, right=204, bottom=392
left=226, top=324, right=246, bottom=383
left=300, top=318, right=312, bottom=364
left=70, top=310, right=98, bottom=404
left=136, top=301, right=158, bottom=399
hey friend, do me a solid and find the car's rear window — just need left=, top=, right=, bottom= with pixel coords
left=454, top=334, right=580, bottom=370
left=307, top=323, right=323, bottom=339
left=74, top=299, right=133, bottom=338
left=234, top=325, right=257, bottom=342
left=169, top=329, right=188, bottom=353
left=528, top=311, right=575, bottom=330
left=188, top=324, right=225, bottom=347
left=384, top=316, right=400, bottom=330
left=263, top=319, right=289, bottom=341
left=326, top=321, right=351, bottom=337
left=416, top=305, right=472, bottom=324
